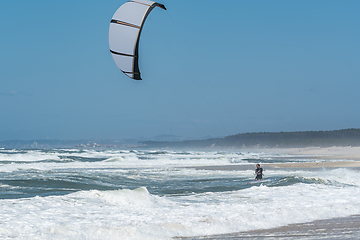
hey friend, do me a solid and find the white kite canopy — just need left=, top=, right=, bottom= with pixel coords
left=109, top=0, right=166, bottom=80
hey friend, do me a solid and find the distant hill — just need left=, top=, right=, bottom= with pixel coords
left=2, top=129, right=360, bottom=149
left=140, top=128, right=360, bottom=149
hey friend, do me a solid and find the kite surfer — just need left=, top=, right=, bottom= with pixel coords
left=255, top=164, right=263, bottom=181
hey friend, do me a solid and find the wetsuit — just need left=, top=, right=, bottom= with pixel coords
left=255, top=167, right=263, bottom=180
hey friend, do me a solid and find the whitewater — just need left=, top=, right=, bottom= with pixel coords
left=1, top=148, right=360, bottom=239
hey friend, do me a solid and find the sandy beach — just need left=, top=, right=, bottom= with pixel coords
left=259, top=146, right=360, bottom=168
left=191, top=146, right=360, bottom=171
left=253, top=146, right=360, bottom=160
left=192, top=160, right=360, bottom=171
left=177, top=215, right=360, bottom=239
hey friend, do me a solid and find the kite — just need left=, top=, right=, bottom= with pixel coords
left=109, top=0, right=166, bottom=80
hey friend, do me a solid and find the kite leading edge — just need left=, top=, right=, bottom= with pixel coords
left=109, top=0, right=166, bottom=80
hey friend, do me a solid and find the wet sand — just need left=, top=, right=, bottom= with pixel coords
left=267, top=160, right=360, bottom=169
left=191, top=160, right=360, bottom=171
left=176, top=215, right=360, bottom=239
left=250, top=146, right=360, bottom=160
left=191, top=146, right=360, bottom=171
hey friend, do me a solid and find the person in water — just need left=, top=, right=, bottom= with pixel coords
left=255, top=164, right=263, bottom=181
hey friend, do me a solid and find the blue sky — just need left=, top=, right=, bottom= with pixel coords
left=1, top=0, right=360, bottom=141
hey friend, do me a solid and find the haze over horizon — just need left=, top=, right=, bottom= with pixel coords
left=1, top=0, right=360, bottom=141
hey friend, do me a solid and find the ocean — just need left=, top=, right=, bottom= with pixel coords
left=1, top=148, right=360, bottom=239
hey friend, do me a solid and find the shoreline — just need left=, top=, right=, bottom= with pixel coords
left=176, top=215, right=360, bottom=239
left=267, top=160, right=360, bottom=168
left=254, top=146, right=360, bottom=168
left=190, top=160, right=360, bottom=171
left=182, top=146, right=360, bottom=170
left=242, top=146, right=360, bottom=160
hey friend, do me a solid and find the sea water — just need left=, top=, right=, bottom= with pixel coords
left=0, top=148, right=360, bottom=239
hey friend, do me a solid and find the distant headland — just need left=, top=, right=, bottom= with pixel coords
left=1, top=128, right=360, bottom=149
left=140, top=128, right=360, bottom=149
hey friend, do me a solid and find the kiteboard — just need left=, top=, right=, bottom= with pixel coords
left=247, top=179, right=270, bottom=185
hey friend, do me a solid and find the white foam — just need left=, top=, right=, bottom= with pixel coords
left=2, top=149, right=360, bottom=239
left=79, top=187, right=153, bottom=207
left=0, top=150, right=244, bottom=173
left=0, top=149, right=298, bottom=175
left=0, top=150, right=60, bottom=162
left=2, top=172, right=360, bottom=240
